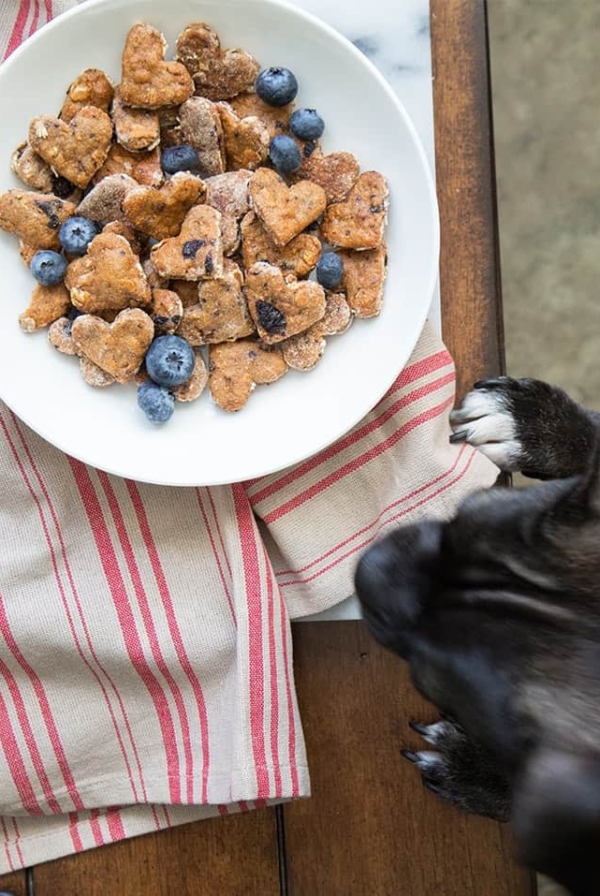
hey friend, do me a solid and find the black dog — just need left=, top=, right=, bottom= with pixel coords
left=355, top=376, right=600, bottom=896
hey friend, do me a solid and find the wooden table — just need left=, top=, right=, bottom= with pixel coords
left=0, top=2, right=536, bottom=893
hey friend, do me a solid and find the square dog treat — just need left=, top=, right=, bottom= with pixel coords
left=112, top=96, right=161, bottom=152
left=60, top=68, right=114, bottom=122
left=216, top=103, right=269, bottom=171
left=339, top=244, right=387, bottom=318
left=178, top=96, right=226, bottom=176
left=66, top=232, right=151, bottom=314
left=29, top=107, right=114, bottom=189
left=150, top=205, right=223, bottom=280
left=122, top=172, right=206, bottom=240
left=117, top=24, right=194, bottom=109
left=240, top=211, right=320, bottom=278
left=208, top=339, right=287, bottom=412
left=0, top=189, right=77, bottom=249
left=177, top=260, right=254, bottom=344
left=249, top=167, right=327, bottom=247
left=71, top=308, right=155, bottom=383
left=176, top=23, right=260, bottom=101
left=320, top=171, right=389, bottom=250
left=245, top=261, right=326, bottom=344
left=205, top=169, right=252, bottom=255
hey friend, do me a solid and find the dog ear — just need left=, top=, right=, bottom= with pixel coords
left=511, top=747, right=600, bottom=895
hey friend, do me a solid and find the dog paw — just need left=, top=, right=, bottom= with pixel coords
left=402, top=717, right=511, bottom=821
left=449, top=377, right=524, bottom=471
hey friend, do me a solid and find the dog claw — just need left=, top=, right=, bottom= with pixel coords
left=409, top=720, right=429, bottom=736
left=449, top=430, right=468, bottom=444
left=400, top=749, right=419, bottom=764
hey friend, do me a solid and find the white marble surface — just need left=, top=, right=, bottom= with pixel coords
left=287, top=0, right=439, bottom=622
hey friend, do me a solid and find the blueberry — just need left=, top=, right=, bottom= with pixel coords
left=137, top=381, right=175, bottom=425
left=268, top=135, right=301, bottom=174
left=289, top=108, right=325, bottom=141
left=255, top=67, right=298, bottom=106
left=316, top=252, right=344, bottom=289
left=145, top=335, right=195, bottom=387
left=30, top=250, right=67, bottom=286
left=59, top=216, right=98, bottom=256
left=161, top=144, right=200, bottom=175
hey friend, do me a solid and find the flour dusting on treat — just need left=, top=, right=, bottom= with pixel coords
left=176, top=22, right=260, bottom=101
left=249, top=167, right=327, bottom=247
left=28, top=107, right=114, bottom=189
left=245, top=261, right=326, bottom=344
left=150, top=205, right=223, bottom=280
left=117, top=23, right=194, bottom=109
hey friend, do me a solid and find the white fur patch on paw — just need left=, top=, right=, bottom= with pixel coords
left=450, top=388, right=523, bottom=471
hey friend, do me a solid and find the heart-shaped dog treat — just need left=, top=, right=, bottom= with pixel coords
left=249, top=168, right=327, bottom=247
left=150, top=205, right=223, bottom=280
left=241, top=212, right=321, bottom=278
left=0, top=189, right=76, bottom=250
left=112, top=97, right=160, bottom=153
left=245, top=261, right=326, bottom=344
left=320, top=171, right=389, bottom=250
left=60, top=68, right=114, bottom=123
left=176, top=23, right=260, bottom=101
left=216, top=103, right=269, bottom=171
left=28, top=107, right=113, bottom=189
left=117, top=24, right=194, bottom=109
left=76, top=173, right=138, bottom=225
left=71, top=308, right=154, bottom=383
left=281, top=293, right=353, bottom=371
left=293, top=150, right=360, bottom=203
left=208, top=339, right=287, bottom=412
left=93, top=144, right=163, bottom=188
left=65, top=232, right=151, bottom=315
left=122, top=172, right=206, bottom=240
left=177, top=260, right=254, bottom=345
left=229, top=93, right=293, bottom=139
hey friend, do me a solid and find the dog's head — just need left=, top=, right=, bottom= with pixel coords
left=355, top=457, right=600, bottom=894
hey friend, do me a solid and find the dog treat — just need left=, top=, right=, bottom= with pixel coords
left=150, top=205, right=223, bottom=280
left=320, top=171, right=389, bottom=250
left=339, top=245, right=387, bottom=318
left=149, top=288, right=183, bottom=335
left=249, top=167, right=327, bottom=247
left=176, top=22, right=260, bottom=101
left=0, top=189, right=77, bottom=249
left=76, top=173, right=138, bottom=225
left=281, top=293, right=353, bottom=370
left=71, top=308, right=154, bottom=383
left=79, top=355, right=116, bottom=387
left=29, top=107, right=114, bottom=189
left=293, top=150, right=360, bottom=203
left=60, top=68, right=114, bottom=122
left=11, top=142, right=54, bottom=192
left=169, top=279, right=200, bottom=308
left=93, top=143, right=163, bottom=187
left=172, top=349, right=208, bottom=401
left=117, top=23, right=194, bottom=109
left=178, top=260, right=254, bottom=345
left=205, top=169, right=252, bottom=255
left=102, top=220, right=143, bottom=255
left=245, top=261, right=326, bottom=344
left=19, top=283, right=71, bottom=333
left=240, top=211, right=321, bottom=277
left=229, top=93, right=293, bottom=139
left=178, top=96, right=226, bottom=176
left=208, top=339, right=287, bottom=411
left=122, top=172, right=206, bottom=240
left=48, top=315, right=78, bottom=355
left=216, top=103, right=269, bottom=171
left=66, top=232, right=151, bottom=314
left=112, top=96, right=161, bottom=153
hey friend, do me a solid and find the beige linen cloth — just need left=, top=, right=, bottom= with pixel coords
left=0, top=0, right=498, bottom=871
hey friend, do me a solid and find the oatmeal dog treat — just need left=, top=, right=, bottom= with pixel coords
left=178, top=259, right=254, bottom=344
left=229, top=93, right=293, bottom=139
left=245, top=261, right=326, bottom=344
left=48, top=316, right=78, bottom=355
left=79, top=356, right=116, bottom=387
left=10, top=143, right=54, bottom=193
left=178, top=97, right=225, bottom=176
left=216, top=103, right=269, bottom=171
left=149, top=288, right=183, bottom=335
left=281, top=292, right=353, bottom=370
left=0, top=190, right=76, bottom=249
left=29, top=107, right=113, bottom=189
left=71, top=308, right=155, bottom=383
left=18, top=283, right=71, bottom=333
left=293, top=150, right=360, bottom=203
left=93, top=144, right=163, bottom=187
left=66, top=232, right=151, bottom=314
left=122, top=172, right=206, bottom=240
left=60, top=68, right=114, bottom=122
left=112, top=97, right=161, bottom=153
left=117, top=23, right=194, bottom=109
left=176, top=22, right=260, bottom=101
left=249, top=167, right=327, bottom=247
left=169, top=279, right=200, bottom=308
left=76, top=173, right=138, bottom=225
left=102, top=220, right=143, bottom=255
left=240, top=211, right=320, bottom=277
left=320, top=171, right=388, bottom=250
left=339, top=245, right=387, bottom=318
left=172, top=349, right=208, bottom=402
left=150, top=205, right=223, bottom=280
left=208, top=339, right=287, bottom=412
left=205, top=169, right=252, bottom=255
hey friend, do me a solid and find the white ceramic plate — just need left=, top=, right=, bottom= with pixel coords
left=0, top=0, right=439, bottom=486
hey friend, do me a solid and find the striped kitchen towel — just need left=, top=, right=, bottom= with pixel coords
left=0, top=0, right=498, bottom=872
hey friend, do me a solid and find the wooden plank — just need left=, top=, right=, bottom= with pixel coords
left=0, top=871, right=27, bottom=896
left=283, top=624, right=533, bottom=895
left=33, top=809, right=280, bottom=896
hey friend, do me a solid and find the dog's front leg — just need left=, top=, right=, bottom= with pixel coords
left=449, top=376, right=600, bottom=480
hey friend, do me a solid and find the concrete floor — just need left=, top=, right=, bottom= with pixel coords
left=487, top=4, right=600, bottom=894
